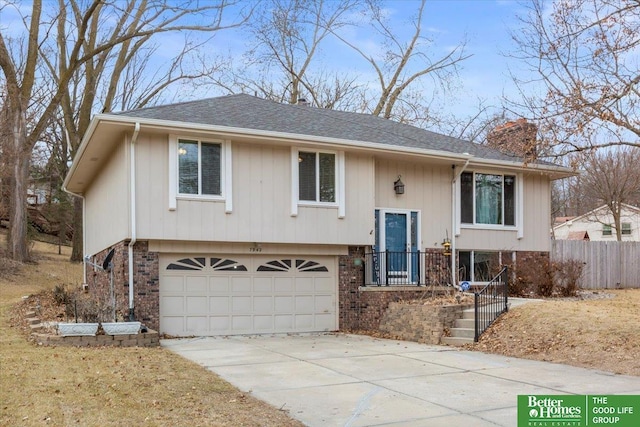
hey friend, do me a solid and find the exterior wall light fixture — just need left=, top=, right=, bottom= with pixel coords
left=394, top=175, right=405, bottom=195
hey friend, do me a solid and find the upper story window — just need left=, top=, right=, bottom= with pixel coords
left=291, top=148, right=345, bottom=218
left=461, top=172, right=516, bottom=226
left=298, top=151, right=336, bottom=203
left=602, top=224, right=612, bottom=236
left=169, top=135, right=232, bottom=212
left=622, top=223, right=632, bottom=235
left=178, top=139, right=221, bottom=196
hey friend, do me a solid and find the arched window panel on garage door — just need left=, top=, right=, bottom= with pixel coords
left=258, top=259, right=329, bottom=272
left=166, top=257, right=247, bottom=271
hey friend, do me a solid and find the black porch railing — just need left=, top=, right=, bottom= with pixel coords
left=364, top=251, right=449, bottom=286
left=474, top=266, right=509, bottom=342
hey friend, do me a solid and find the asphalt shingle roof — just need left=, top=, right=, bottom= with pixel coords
left=116, top=93, right=531, bottom=163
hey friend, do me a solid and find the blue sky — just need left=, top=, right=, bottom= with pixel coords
left=1, top=0, right=534, bottom=121
left=362, top=1, right=530, bottom=117
left=208, top=0, right=534, bottom=120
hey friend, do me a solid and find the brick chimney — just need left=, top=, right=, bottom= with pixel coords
left=486, top=118, right=538, bottom=159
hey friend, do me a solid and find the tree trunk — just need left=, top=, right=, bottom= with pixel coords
left=7, top=109, right=30, bottom=262
left=70, top=195, right=83, bottom=262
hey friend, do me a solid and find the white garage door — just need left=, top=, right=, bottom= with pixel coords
left=159, top=255, right=337, bottom=336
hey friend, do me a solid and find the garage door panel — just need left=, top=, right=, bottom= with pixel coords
left=314, top=278, right=334, bottom=292
left=274, top=315, right=293, bottom=329
left=186, top=316, right=208, bottom=332
left=315, top=295, right=333, bottom=312
left=274, top=278, right=294, bottom=292
left=209, top=296, right=229, bottom=312
left=232, top=278, right=251, bottom=293
left=162, top=317, right=184, bottom=335
left=161, top=276, right=184, bottom=292
left=232, top=316, right=252, bottom=331
left=186, top=296, right=208, bottom=312
left=315, top=313, right=335, bottom=330
left=253, top=277, right=273, bottom=292
left=294, top=277, right=314, bottom=293
left=232, top=296, right=251, bottom=312
left=295, top=314, right=313, bottom=329
left=160, top=296, right=185, bottom=315
left=253, top=296, right=273, bottom=312
left=274, top=296, right=293, bottom=312
left=295, top=295, right=314, bottom=312
left=210, top=277, right=230, bottom=293
left=210, top=316, right=230, bottom=331
left=253, top=315, right=273, bottom=330
left=186, top=276, right=208, bottom=293
left=160, top=254, right=336, bottom=336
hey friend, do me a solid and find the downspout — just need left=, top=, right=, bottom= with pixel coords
left=128, top=122, right=140, bottom=320
left=451, top=157, right=471, bottom=289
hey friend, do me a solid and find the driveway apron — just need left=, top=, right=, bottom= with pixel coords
left=161, top=334, right=640, bottom=427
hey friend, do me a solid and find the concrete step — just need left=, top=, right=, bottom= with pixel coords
left=441, top=336, right=474, bottom=346
left=448, top=327, right=475, bottom=339
left=462, top=309, right=475, bottom=319
left=454, top=318, right=475, bottom=329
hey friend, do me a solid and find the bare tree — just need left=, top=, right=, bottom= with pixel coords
left=508, top=0, right=640, bottom=156
left=213, top=0, right=363, bottom=109
left=0, top=0, right=242, bottom=262
left=333, top=0, right=470, bottom=126
left=580, top=147, right=640, bottom=240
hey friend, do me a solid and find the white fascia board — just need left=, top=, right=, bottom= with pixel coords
left=86, top=114, right=575, bottom=178
left=94, top=114, right=475, bottom=162
left=62, top=115, right=104, bottom=192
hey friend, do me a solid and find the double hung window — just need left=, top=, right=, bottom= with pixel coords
left=178, top=139, right=221, bottom=196
left=461, top=172, right=516, bottom=226
left=298, top=151, right=336, bottom=203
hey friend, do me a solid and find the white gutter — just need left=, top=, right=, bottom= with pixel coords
left=65, top=114, right=575, bottom=194
left=451, top=157, right=471, bottom=289
left=128, top=122, right=140, bottom=320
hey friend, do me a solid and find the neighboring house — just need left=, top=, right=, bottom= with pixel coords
left=63, top=94, right=573, bottom=336
left=553, top=204, right=640, bottom=241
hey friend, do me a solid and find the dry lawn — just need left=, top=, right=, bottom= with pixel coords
left=472, top=291, right=640, bottom=376
left=0, top=235, right=303, bottom=427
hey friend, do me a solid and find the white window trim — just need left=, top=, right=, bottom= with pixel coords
left=458, top=170, right=521, bottom=232
left=168, top=135, right=232, bottom=212
left=291, top=147, right=345, bottom=218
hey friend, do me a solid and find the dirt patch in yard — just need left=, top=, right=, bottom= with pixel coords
left=468, top=290, right=640, bottom=376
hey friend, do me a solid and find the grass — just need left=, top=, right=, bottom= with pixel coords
left=474, top=290, right=640, bottom=376
left=0, top=235, right=303, bottom=427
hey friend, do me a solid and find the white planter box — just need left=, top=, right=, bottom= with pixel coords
left=101, top=322, right=141, bottom=335
left=57, top=322, right=99, bottom=337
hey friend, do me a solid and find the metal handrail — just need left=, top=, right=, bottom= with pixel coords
left=474, top=266, right=509, bottom=342
left=364, top=250, right=449, bottom=286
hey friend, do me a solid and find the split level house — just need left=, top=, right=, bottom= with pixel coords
left=63, top=94, right=573, bottom=336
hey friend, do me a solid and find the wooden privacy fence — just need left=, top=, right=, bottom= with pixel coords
left=551, top=240, right=640, bottom=289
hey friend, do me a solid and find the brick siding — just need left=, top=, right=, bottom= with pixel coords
left=86, top=240, right=159, bottom=331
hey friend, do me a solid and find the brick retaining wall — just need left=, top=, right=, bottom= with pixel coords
left=379, top=302, right=473, bottom=344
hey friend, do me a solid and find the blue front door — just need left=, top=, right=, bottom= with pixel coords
left=385, top=213, right=408, bottom=276
left=375, top=209, right=420, bottom=284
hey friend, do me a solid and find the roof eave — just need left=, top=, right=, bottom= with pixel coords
left=65, top=114, right=575, bottom=193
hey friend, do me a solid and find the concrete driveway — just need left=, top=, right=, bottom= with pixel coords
left=162, top=334, right=640, bottom=427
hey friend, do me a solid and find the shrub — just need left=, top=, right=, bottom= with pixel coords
left=555, top=259, right=584, bottom=297
left=53, top=284, right=71, bottom=306
left=64, top=291, right=113, bottom=323
left=512, top=254, right=556, bottom=297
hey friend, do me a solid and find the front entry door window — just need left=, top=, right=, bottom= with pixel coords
left=375, top=209, right=420, bottom=284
